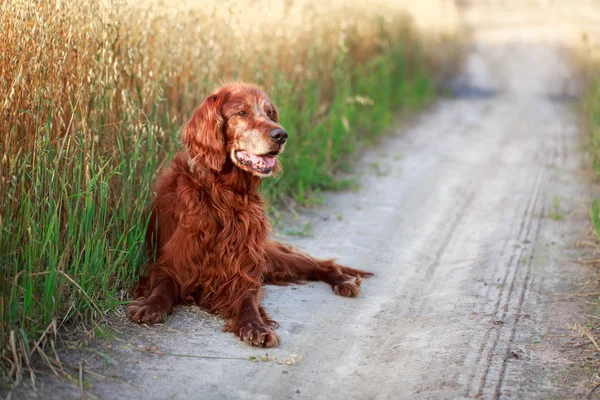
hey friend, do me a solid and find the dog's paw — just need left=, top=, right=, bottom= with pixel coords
left=239, top=322, right=281, bottom=348
left=333, top=275, right=362, bottom=298
left=127, top=301, right=166, bottom=324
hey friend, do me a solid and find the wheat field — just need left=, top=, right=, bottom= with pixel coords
left=0, top=0, right=461, bottom=382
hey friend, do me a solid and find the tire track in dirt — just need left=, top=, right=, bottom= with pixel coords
left=469, top=165, right=545, bottom=398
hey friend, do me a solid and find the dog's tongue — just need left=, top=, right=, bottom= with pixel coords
left=246, top=152, right=276, bottom=168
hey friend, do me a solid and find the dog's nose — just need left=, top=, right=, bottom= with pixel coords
left=269, top=128, right=288, bottom=144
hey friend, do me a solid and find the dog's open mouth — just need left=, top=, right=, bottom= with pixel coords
left=234, top=150, right=277, bottom=174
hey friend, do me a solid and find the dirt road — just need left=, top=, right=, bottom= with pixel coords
left=12, top=3, right=600, bottom=400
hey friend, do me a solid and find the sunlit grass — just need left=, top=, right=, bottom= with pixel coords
left=0, top=0, right=456, bottom=382
left=586, top=78, right=600, bottom=239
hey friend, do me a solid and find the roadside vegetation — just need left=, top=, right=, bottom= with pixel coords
left=585, top=73, right=600, bottom=238
left=576, top=39, right=600, bottom=391
left=0, top=0, right=462, bottom=383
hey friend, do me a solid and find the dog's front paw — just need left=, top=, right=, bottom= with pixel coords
left=333, top=275, right=363, bottom=298
left=239, top=322, right=281, bottom=348
left=127, top=300, right=167, bottom=324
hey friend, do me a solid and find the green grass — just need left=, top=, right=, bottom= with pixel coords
left=284, top=222, right=314, bottom=238
left=0, top=42, right=436, bottom=381
left=585, top=79, right=600, bottom=239
left=261, top=47, right=434, bottom=204
left=548, top=196, right=565, bottom=221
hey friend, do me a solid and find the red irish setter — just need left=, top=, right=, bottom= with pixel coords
left=127, top=82, right=372, bottom=347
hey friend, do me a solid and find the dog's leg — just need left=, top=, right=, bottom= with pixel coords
left=128, top=266, right=178, bottom=324
left=263, top=240, right=373, bottom=297
left=225, top=290, right=280, bottom=348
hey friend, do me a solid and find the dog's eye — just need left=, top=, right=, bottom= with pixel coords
left=237, top=111, right=247, bottom=117
left=267, top=109, right=275, bottom=120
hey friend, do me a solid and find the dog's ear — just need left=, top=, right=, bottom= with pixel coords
left=183, top=93, right=226, bottom=172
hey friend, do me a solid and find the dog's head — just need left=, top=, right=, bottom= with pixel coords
left=183, top=82, right=287, bottom=177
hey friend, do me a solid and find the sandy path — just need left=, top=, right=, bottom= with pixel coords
left=10, top=2, right=600, bottom=400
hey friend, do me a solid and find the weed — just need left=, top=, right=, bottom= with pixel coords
left=586, top=79, right=600, bottom=239
left=93, top=326, right=116, bottom=344
left=549, top=196, right=565, bottom=221
left=591, top=199, right=600, bottom=241
left=284, top=222, right=314, bottom=238
left=370, top=162, right=391, bottom=177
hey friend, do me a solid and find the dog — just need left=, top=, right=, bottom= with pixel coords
left=127, top=82, right=372, bottom=347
